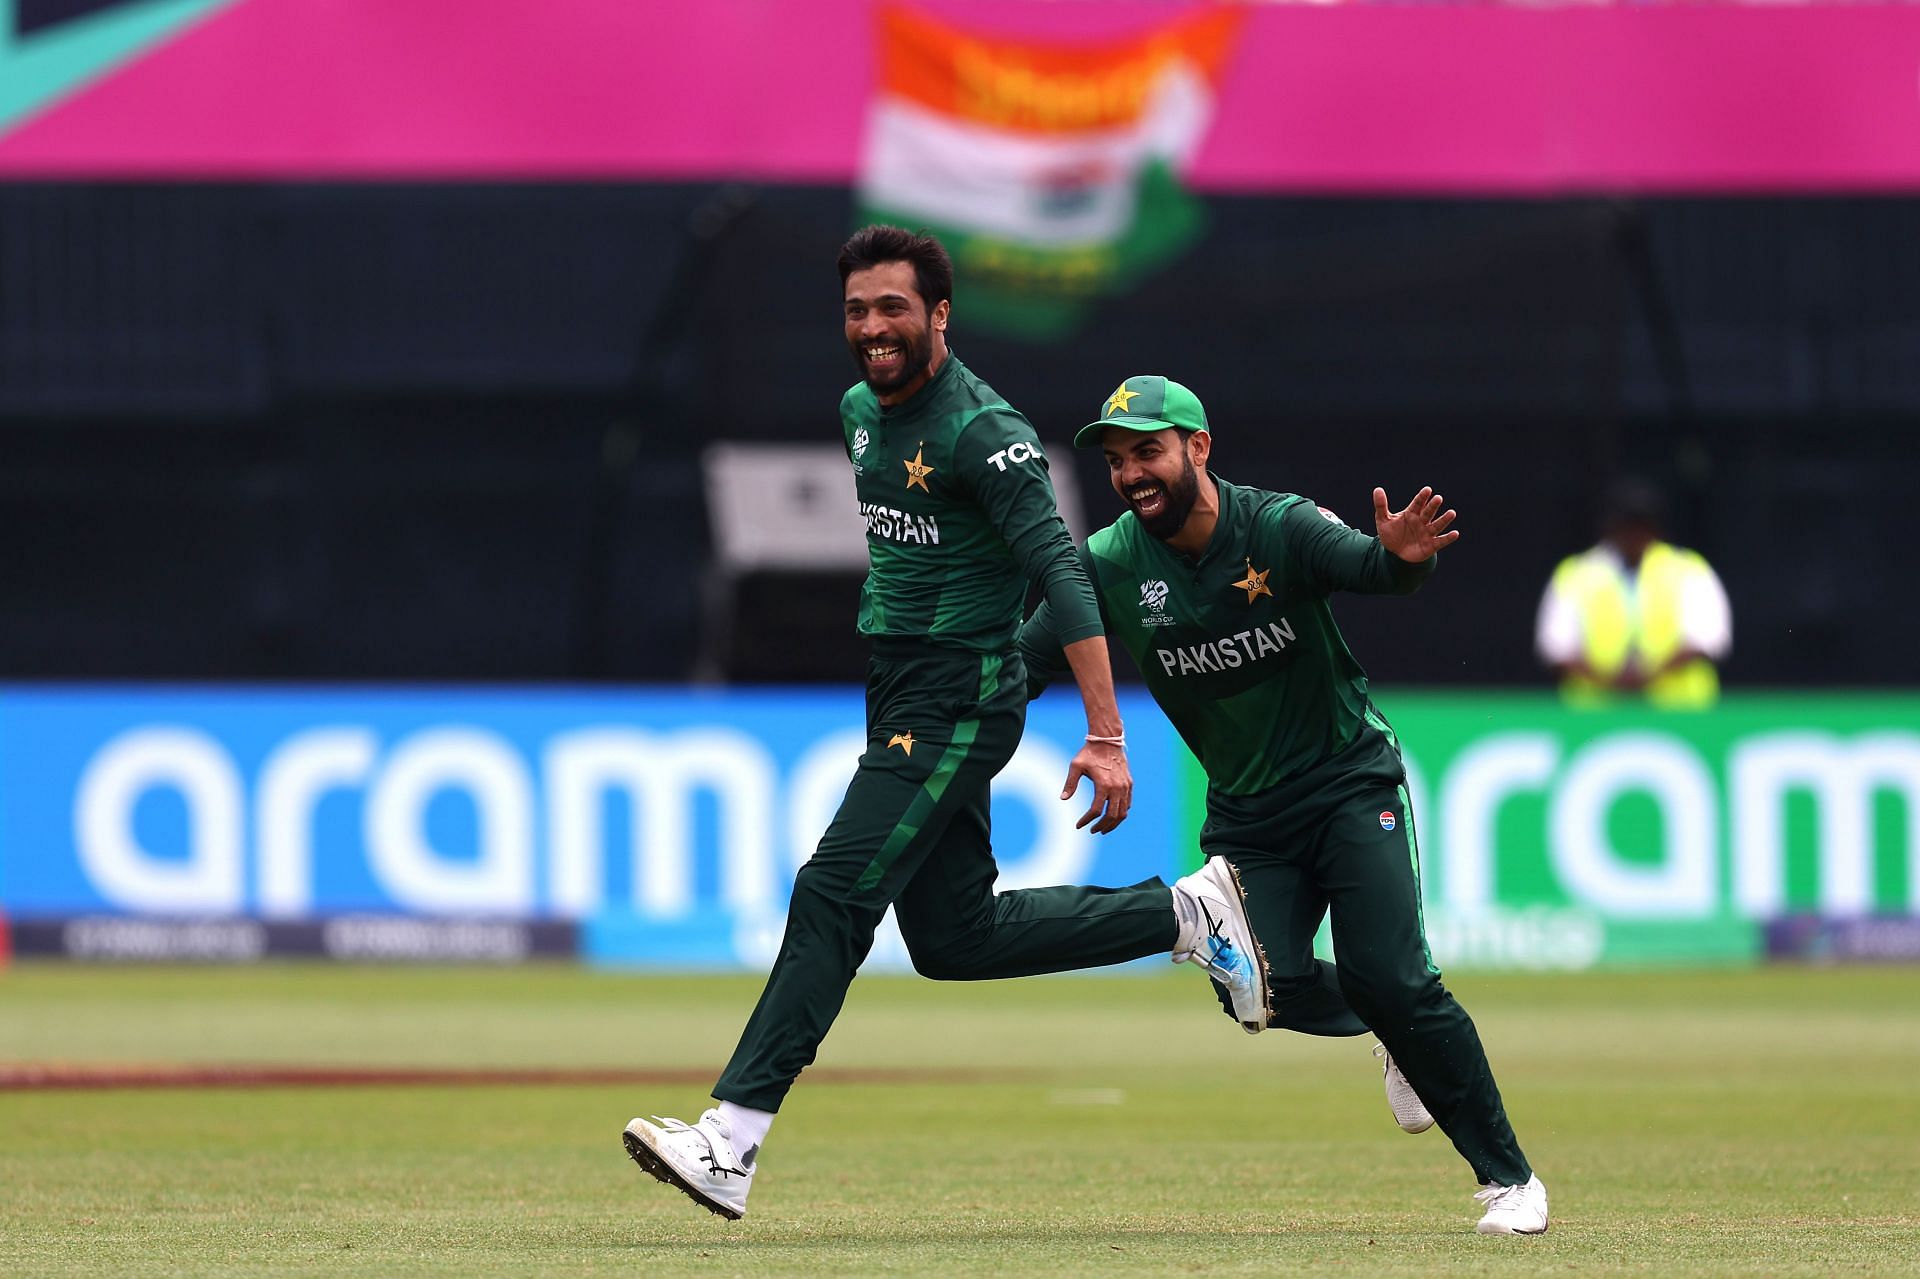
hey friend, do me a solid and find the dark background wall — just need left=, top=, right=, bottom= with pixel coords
left=0, top=184, right=1901, bottom=685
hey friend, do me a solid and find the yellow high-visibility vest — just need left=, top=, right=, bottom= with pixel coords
left=1550, top=541, right=1719, bottom=709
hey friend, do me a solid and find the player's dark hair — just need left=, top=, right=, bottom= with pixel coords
left=838, top=224, right=953, bottom=314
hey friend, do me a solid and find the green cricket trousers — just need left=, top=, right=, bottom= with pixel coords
left=1203, top=752, right=1533, bottom=1188
left=714, top=639, right=1175, bottom=1112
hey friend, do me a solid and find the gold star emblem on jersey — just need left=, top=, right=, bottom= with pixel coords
left=887, top=730, right=915, bottom=756
left=1104, top=384, right=1140, bottom=417
left=1232, top=560, right=1273, bottom=603
left=903, top=443, right=934, bottom=492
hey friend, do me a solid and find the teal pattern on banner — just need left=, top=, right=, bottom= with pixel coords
left=0, top=0, right=233, bottom=132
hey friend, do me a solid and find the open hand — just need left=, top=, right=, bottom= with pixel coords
left=1373, top=486, right=1459, bottom=563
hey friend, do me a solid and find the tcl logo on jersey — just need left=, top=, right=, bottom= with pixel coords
left=986, top=441, right=1042, bottom=471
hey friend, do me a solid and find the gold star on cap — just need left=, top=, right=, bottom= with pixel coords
left=1104, top=384, right=1140, bottom=417
left=903, top=443, right=934, bottom=492
left=1232, top=560, right=1273, bottom=603
left=887, top=730, right=915, bottom=756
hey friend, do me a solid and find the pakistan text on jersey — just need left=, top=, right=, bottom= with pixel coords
left=861, top=502, right=942, bottom=546
left=1156, top=618, right=1297, bottom=677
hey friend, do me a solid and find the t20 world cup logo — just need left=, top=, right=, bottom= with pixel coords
left=1138, top=580, right=1175, bottom=626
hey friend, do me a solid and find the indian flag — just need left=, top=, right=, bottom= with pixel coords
left=857, top=6, right=1243, bottom=340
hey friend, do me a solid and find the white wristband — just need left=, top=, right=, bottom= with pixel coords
left=1085, top=733, right=1126, bottom=748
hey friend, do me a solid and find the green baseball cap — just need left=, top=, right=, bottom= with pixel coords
left=1073, top=374, right=1210, bottom=448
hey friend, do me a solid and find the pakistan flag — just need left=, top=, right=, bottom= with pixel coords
left=856, top=6, right=1243, bottom=341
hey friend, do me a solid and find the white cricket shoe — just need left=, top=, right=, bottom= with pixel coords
left=1474, top=1174, right=1549, bottom=1235
left=1172, top=857, right=1269, bottom=1034
left=1372, top=1042, right=1435, bottom=1133
left=622, top=1109, right=754, bottom=1220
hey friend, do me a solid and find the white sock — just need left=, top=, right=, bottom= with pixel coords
left=716, top=1101, right=774, bottom=1167
left=1170, top=883, right=1202, bottom=957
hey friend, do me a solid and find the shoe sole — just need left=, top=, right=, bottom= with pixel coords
left=621, top=1125, right=745, bottom=1221
left=1476, top=1221, right=1548, bottom=1236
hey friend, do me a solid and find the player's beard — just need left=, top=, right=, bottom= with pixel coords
left=1129, top=450, right=1202, bottom=541
left=850, top=326, right=933, bottom=396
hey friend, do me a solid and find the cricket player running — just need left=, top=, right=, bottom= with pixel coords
left=622, top=231, right=1285, bottom=1220
left=1019, top=375, right=1549, bottom=1236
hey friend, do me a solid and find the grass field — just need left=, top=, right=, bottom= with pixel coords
left=4, top=963, right=1918, bottom=1276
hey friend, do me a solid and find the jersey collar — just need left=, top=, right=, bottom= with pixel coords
left=1194, top=473, right=1240, bottom=567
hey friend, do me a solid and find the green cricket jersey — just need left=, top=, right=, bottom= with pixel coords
left=842, top=354, right=1103, bottom=653
left=1020, top=477, right=1433, bottom=795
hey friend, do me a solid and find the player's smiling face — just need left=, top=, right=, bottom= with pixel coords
left=845, top=261, right=949, bottom=406
left=1103, top=426, right=1206, bottom=540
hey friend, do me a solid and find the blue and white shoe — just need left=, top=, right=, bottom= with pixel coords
left=1172, top=857, right=1269, bottom=1034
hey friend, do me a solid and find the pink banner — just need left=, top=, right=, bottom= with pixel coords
left=3, top=0, right=1919, bottom=191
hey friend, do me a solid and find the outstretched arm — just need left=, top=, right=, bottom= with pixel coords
left=1372, top=486, right=1459, bottom=562
left=1281, top=493, right=1441, bottom=597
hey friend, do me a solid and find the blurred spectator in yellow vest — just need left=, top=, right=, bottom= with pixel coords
left=1535, top=479, right=1730, bottom=710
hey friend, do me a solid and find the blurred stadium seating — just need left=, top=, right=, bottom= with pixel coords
left=1, top=186, right=1912, bottom=684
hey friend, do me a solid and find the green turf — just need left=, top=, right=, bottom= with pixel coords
left=4, top=963, right=1918, bottom=1276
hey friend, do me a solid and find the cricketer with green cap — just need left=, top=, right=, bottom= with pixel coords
left=1019, top=375, right=1552, bottom=1236
left=1072, top=373, right=1210, bottom=446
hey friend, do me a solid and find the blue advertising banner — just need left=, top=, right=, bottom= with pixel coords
left=7, top=687, right=1917, bottom=970
left=0, top=686, right=1182, bottom=967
